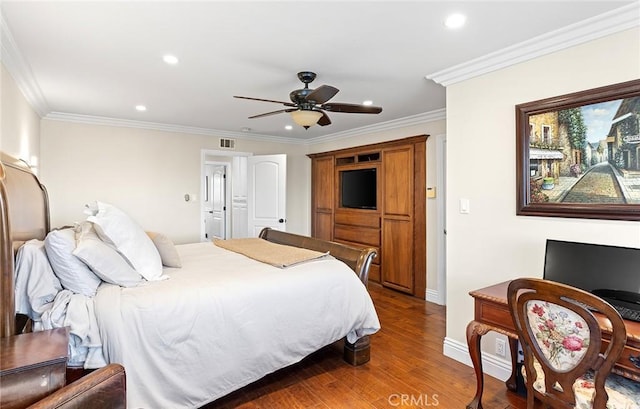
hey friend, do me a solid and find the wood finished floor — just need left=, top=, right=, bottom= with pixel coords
left=204, top=283, right=529, bottom=409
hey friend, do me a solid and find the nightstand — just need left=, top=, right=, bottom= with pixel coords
left=0, top=327, right=69, bottom=409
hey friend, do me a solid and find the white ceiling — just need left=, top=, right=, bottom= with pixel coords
left=1, top=1, right=636, bottom=141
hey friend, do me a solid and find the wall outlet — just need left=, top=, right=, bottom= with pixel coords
left=496, top=338, right=507, bottom=357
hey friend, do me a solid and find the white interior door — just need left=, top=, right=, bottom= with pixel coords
left=203, top=164, right=227, bottom=240
left=247, top=154, right=286, bottom=237
left=231, top=156, right=248, bottom=238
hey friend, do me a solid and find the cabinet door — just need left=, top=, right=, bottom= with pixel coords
left=383, top=147, right=413, bottom=218
left=311, top=156, right=334, bottom=240
left=382, top=145, right=415, bottom=292
left=382, top=219, right=413, bottom=292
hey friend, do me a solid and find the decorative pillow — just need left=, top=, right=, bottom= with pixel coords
left=85, top=201, right=163, bottom=281
left=72, top=222, right=143, bottom=287
left=146, top=231, right=182, bottom=268
left=44, top=228, right=102, bottom=296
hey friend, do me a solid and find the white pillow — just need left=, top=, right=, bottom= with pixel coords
left=72, top=223, right=143, bottom=287
left=44, top=228, right=102, bottom=296
left=14, top=240, right=63, bottom=320
left=146, top=231, right=182, bottom=268
left=86, top=201, right=162, bottom=281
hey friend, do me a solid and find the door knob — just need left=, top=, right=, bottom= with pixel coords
left=278, top=218, right=285, bottom=223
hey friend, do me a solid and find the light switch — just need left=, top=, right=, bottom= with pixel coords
left=459, top=198, right=470, bottom=214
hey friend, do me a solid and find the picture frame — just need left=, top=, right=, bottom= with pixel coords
left=516, top=79, right=640, bottom=221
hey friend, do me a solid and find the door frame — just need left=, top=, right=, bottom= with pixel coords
left=435, top=133, right=447, bottom=306
left=200, top=149, right=252, bottom=241
left=203, top=161, right=229, bottom=240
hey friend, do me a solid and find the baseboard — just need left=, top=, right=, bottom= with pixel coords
left=442, top=337, right=512, bottom=382
left=426, top=289, right=440, bottom=304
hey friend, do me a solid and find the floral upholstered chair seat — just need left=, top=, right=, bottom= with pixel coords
left=523, top=359, right=640, bottom=409
left=523, top=300, right=640, bottom=409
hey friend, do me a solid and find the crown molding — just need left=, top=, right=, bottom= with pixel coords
left=0, top=14, right=49, bottom=116
left=44, top=108, right=446, bottom=146
left=308, top=109, right=446, bottom=145
left=44, top=111, right=309, bottom=144
left=426, top=2, right=640, bottom=87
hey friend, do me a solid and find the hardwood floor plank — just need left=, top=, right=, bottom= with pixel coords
left=205, top=284, right=528, bottom=408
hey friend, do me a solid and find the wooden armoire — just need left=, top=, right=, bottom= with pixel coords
left=308, top=135, right=427, bottom=298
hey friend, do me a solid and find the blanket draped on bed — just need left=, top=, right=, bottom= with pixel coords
left=213, top=238, right=328, bottom=267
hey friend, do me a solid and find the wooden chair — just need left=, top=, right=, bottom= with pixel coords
left=507, top=278, right=640, bottom=409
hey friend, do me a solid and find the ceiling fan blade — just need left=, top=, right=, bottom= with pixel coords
left=317, top=111, right=331, bottom=126
left=234, top=95, right=297, bottom=107
left=306, top=85, right=339, bottom=104
left=248, top=108, right=295, bottom=119
left=321, top=103, right=382, bottom=114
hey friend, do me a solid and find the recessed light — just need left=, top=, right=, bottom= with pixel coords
left=445, top=13, right=466, bottom=29
left=163, top=54, right=179, bottom=65
left=135, top=105, right=147, bottom=111
left=363, top=100, right=373, bottom=106
left=285, top=125, right=293, bottom=130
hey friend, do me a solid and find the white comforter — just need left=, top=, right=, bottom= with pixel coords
left=94, top=242, right=380, bottom=409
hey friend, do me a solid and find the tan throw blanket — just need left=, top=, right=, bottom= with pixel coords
left=213, top=238, right=328, bottom=268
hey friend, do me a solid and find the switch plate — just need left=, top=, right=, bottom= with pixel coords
left=459, top=198, right=470, bottom=214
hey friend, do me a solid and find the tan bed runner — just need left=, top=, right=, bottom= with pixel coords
left=213, top=238, right=328, bottom=268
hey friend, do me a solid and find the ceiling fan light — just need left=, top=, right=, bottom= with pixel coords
left=291, top=110, right=323, bottom=128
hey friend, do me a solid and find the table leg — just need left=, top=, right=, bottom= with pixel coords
left=506, top=337, right=519, bottom=391
left=466, top=320, right=490, bottom=409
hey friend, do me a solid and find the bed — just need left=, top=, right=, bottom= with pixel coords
left=0, top=152, right=380, bottom=408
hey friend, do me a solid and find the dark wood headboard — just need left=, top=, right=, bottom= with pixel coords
left=1, top=152, right=50, bottom=337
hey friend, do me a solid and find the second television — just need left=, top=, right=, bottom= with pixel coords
left=340, top=168, right=377, bottom=209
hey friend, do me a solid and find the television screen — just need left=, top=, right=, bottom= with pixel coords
left=543, top=239, right=640, bottom=294
left=340, top=168, right=377, bottom=209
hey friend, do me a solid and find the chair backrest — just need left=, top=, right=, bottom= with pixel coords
left=507, top=278, right=627, bottom=409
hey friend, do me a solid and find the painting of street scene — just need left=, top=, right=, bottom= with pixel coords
left=528, top=96, right=640, bottom=205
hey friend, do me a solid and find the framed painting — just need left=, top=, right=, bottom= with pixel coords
left=516, top=79, right=640, bottom=221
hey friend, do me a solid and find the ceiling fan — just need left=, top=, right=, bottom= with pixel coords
left=234, top=71, right=382, bottom=129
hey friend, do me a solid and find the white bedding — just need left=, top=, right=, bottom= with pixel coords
left=94, top=241, right=380, bottom=409
left=14, top=240, right=106, bottom=368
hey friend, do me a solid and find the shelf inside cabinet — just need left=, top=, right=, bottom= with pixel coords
left=357, top=152, right=380, bottom=162
left=336, top=156, right=355, bottom=166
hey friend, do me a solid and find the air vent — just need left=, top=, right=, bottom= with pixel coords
left=219, top=138, right=235, bottom=149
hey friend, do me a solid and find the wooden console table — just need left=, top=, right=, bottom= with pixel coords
left=466, top=280, right=640, bottom=409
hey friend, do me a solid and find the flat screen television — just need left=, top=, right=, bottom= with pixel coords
left=543, top=239, right=640, bottom=308
left=340, top=168, right=377, bottom=210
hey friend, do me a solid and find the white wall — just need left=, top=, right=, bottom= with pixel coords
left=0, top=63, right=40, bottom=166
left=39, top=120, right=309, bottom=244
left=307, top=119, right=447, bottom=297
left=444, top=28, right=640, bottom=371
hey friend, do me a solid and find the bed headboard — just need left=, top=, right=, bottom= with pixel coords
left=1, top=152, right=50, bottom=337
